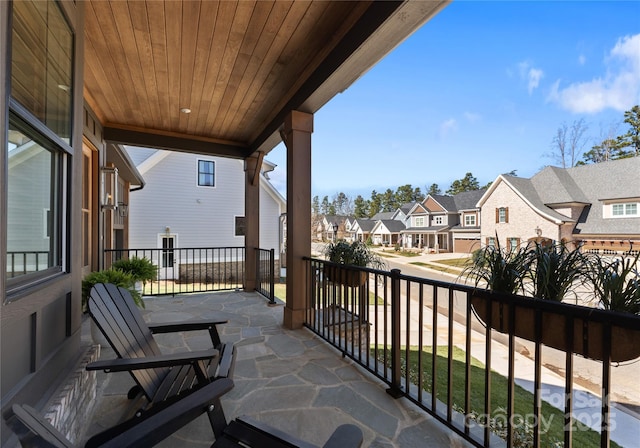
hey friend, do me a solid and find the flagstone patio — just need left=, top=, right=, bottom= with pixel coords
left=82, top=290, right=470, bottom=447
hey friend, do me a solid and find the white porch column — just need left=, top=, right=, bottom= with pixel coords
left=283, top=110, right=313, bottom=329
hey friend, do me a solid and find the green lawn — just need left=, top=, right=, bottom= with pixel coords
left=374, top=345, right=615, bottom=448
left=432, top=257, right=471, bottom=268
left=410, top=262, right=462, bottom=276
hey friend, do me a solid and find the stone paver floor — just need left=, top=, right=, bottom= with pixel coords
left=84, top=290, right=470, bottom=447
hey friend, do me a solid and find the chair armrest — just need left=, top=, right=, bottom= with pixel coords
left=148, top=319, right=227, bottom=347
left=86, top=348, right=219, bottom=372
left=322, top=424, right=363, bottom=448
left=88, top=378, right=235, bottom=448
left=147, top=319, right=228, bottom=333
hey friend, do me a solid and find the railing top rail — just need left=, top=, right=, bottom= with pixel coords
left=105, top=247, right=246, bottom=252
left=306, top=256, right=640, bottom=330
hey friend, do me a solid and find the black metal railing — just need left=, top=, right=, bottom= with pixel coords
left=256, top=248, right=275, bottom=303
left=105, top=247, right=246, bottom=296
left=304, top=257, right=640, bottom=448
left=7, top=251, right=50, bottom=278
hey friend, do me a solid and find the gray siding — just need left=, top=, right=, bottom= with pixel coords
left=128, top=151, right=282, bottom=256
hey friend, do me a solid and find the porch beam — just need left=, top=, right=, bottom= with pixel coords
left=104, top=125, right=248, bottom=158
left=283, top=110, right=313, bottom=329
left=244, top=154, right=261, bottom=291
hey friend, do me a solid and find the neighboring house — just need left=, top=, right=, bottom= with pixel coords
left=126, top=148, right=286, bottom=278
left=477, top=157, right=640, bottom=254
left=350, top=218, right=377, bottom=243
left=402, top=190, right=485, bottom=253
left=320, top=215, right=350, bottom=241
left=371, top=219, right=406, bottom=246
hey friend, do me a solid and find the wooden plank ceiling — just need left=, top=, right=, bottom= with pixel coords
left=83, top=1, right=448, bottom=158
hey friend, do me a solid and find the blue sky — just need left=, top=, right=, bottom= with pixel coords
left=266, top=1, right=640, bottom=200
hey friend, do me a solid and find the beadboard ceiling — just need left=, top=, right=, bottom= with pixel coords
left=83, top=1, right=449, bottom=158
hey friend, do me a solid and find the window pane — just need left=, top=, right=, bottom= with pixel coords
left=198, top=160, right=215, bottom=186
left=625, top=203, right=637, bottom=215
left=11, top=0, right=73, bottom=142
left=612, top=204, right=624, bottom=216
left=7, top=121, right=62, bottom=281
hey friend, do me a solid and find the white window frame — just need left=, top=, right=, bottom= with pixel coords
left=464, top=214, right=476, bottom=226
left=415, top=216, right=424, bottom=227
left=609, top=202, right=639, bottom=218
left=498, top=207, right=507, bottom=223
left=433, top=216, right=444, bottom=225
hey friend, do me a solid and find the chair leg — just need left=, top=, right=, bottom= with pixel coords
left=206, top=397, right=228, bottom=439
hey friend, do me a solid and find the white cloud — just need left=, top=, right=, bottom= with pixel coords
left=518, top=61, right=544, bottom=94
left=438, top=118, right=458, bottom=139
left=548, top=33, right=640, bottom=113
left=464, top=112, right=481, bottom=123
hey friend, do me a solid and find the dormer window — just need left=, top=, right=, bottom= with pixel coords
left=465, top=215, right=476, bottom=226
left=611, top=203, right=638, bottom=217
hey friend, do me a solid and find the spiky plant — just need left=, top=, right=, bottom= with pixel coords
left=525, top=243, right=590, bottom=301
left=462, top=237, right=529, bottom=294
left=590, top=253, right=640, bottom=314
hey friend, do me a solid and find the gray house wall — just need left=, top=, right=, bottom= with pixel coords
left=2, top=1, right=85, bottom=445
left=128, top=150, right=283, bottom=256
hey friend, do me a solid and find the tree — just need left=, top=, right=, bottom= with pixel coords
left=332, top=192, right=353, bottom=216
left=312, top=196, right=320, bottom=216
left=353, top=195, right=369, bottom=218
left=368, top=190, right=382, bottom=217
left=446, top=172, right=480, bottom=195
left=320, top=196, right=330, bottom=215
left=380, top=189, right=397, bottom=212
left=395, top=184, right=423, bottom=204
left=549, top=119, right=588, bottom=168
left=580, top=106, right=639, bottom=164
left=616, top=105, right=640, bottom=157
left=427, top=183, right=441, bottom=195
left=582, top=138, right=619, bottom=164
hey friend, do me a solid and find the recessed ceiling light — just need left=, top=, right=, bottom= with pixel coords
left=180, top=108, right=191, bottom=114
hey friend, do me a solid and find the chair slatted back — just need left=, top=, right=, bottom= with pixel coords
left=88, top=283, right=169, bottom=401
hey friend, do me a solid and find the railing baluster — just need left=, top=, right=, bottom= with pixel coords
left=387, top=268, right=403, bottom=398
left=533, top=308, right=542, bottom=448
left=601, top=323, right=612, bottom=448
left=484, top=293, right=492, bottom=447
left=507, top=300, right=516, bottom=447
left=564, top=315, right=574, bottom=448
left=447, top=288, right=454, bottom=423
left=464, top=291, right=471, bottom=436
left=432, top=284, right=438, bottom=413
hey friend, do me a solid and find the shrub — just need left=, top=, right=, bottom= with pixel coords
left=81, top=269, right=144, bottom=312
left=112, top=256, right=157, bottom=285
